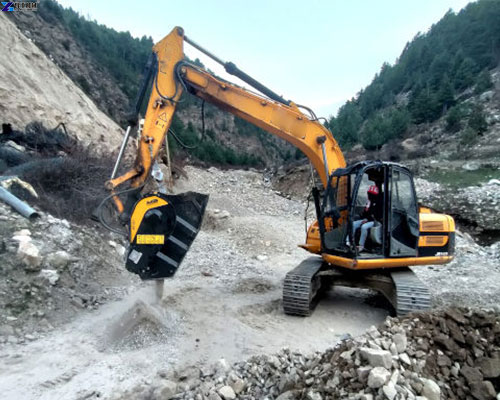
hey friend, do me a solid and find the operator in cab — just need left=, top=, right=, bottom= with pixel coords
left=351, top=184, right=383, bottom=252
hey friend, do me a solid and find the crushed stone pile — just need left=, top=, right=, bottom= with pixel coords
left=415, top=178, right=500, bottom=232
left=115, top=308, right=500, bottom=400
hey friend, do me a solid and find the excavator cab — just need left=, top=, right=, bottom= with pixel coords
left=284, top=161, right=451, bottom=317
left=317, top=161, right=420, bottom=259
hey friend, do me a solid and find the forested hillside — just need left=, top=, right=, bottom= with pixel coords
left=9, top=0, right=295, bottom=168
left=330, top=0, right=500, bottom=151
left=9, top=0, right=500, bottom=167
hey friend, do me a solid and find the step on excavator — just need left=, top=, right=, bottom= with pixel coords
left=100, top=27, right=455, bottom=316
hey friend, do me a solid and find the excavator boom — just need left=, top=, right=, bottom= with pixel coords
left=108, top=26, right=345, bottom=193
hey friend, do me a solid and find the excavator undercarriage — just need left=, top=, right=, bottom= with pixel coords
left=283, top=257, right=431, bottom=317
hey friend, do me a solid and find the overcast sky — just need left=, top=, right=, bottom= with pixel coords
left=57, top=0, right=472, bottom=118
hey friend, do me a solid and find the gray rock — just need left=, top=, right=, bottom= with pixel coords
left=45, top=250, right=76, bottom=269
left=306, top=391, right=322, bottom=400
left=215, top=358, right=231, bottom=374
left=357, top=366, right=372, bottom=382
left=0, top=325, right=15, bottom=336
left=367, top=367, right=390, bottom=389
left=389, top=342, right=398, bottom=356
left=230, top=378, right=245, bottom=394
left=392, top=333, right=407, bottom=353
left=218, top=385, right=236, bottom=400
left=476, top=357, right=500, bottom=379
left=17, top=240, right=42, bottom=271
left=39, top=269, right=59, bottom=285
left=461, top=365, right=483, bottom=385
left=276, top=391, right=299, bottom=400
left=421, top=379, right=441, bottom=400
left=470, top=381, right=496, bottom=400
left=177, top=365, right=201, bottom=381
left=399, top=353, right=411, bottom=366
left=382, top=382, right=397, bottom=400
left=360, top=347, right=393, bottom=369
left=153, top=380, right=177, bottom=399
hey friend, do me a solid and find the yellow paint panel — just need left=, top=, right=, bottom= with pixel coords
left=137, top=234, right=165, bottom=245
left=130, top=196, right=168, bottom=242
left=419, top=213, right=453, bottom=232
left=322, top=253, right=453, bottom=270
left=418, top=235, right=448, bottom=247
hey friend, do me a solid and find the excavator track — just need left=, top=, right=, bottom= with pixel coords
left=283, top=257, right=324, bottom=316
left=283, top=260, right=431, bottom=317
left=390, top=269, right=431, bottom=316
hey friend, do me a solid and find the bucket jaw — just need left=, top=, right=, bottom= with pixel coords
left=126, top=191, right=208, bottom=280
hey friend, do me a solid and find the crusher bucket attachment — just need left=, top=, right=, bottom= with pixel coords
left=126, top=191, right=208, bottom=280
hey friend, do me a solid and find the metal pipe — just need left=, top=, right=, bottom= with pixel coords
left=0, top=186, right=39, bottom=219
left=111, top=125, right=132, bottom=180
left=321, top=142, right=330, bottom=185
left=184, top=35, right=290, bottom=106
left=184, top=35, right=226, bottom=66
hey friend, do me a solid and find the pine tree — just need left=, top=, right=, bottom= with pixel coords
left=474, top=69, right=494, bottom=94
left=445, top=106, right=463, bottom=133
left=468, top=104, right=487, bottom=135
left=437, top=74, right=455, bottom=112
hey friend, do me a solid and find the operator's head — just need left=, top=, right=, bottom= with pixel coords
left=367, top=184, right=379, bottom=200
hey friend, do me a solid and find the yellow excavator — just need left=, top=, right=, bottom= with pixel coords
left=102, top=27, right=455, bottom=316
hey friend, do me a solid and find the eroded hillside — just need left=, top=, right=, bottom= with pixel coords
left=0, top=13, right=123, bottom=151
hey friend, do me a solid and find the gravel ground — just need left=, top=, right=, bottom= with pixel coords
left=0, top=165, right=498, bottom=399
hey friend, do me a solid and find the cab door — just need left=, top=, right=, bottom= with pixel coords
left=388, top=167, right=419, bottom=257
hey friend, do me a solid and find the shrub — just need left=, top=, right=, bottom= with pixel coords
left=445, top=106, right=464, bottom=133
left=468, top=104, right=487, bottom=135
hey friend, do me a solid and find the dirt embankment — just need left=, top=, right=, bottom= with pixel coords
left=0, top=13, right=123, bottom=151
left=8, top=11, right=131, bottom=125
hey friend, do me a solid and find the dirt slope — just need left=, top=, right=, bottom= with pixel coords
left=0, top=13, right=123, bottom=151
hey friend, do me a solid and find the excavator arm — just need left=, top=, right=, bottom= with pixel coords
left=105, top=26, right=346, bottom=281
left=108, top=26, right=345, bottom=193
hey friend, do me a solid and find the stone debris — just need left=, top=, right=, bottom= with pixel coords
left=0, top=201, right=129, bottom=341
left=114, top=308, right=499, bottom=400
left=415, top=178, right=500, bottom=231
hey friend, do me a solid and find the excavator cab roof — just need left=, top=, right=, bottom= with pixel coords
left=331, top=160, right=411, bottom=178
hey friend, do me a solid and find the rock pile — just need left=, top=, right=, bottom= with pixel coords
left=118, top=308, right=500, bottom=400
left=415, top=178, right=500, bottom=232
left=0, top=202, right=130, bottom=342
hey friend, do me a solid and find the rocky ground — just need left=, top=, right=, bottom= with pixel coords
left=115, top=308, right=500, bottom=400
left=0, top=165, right=499, bottom=399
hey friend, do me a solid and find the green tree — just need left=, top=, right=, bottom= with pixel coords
left=360, top=114, right=390, bottom=150
left=437, top=74, right=455, bottom=112
left=474, top=69, right=493, bottom=94
left=454, top=57, right=479, bottom=91
left=445, top=106, right=463, bottom=133
left=409, top=86, right=441, bottom=123
left=468, top=104, right=487, bottom=135
left=329, top=100, right=362, bottom=148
